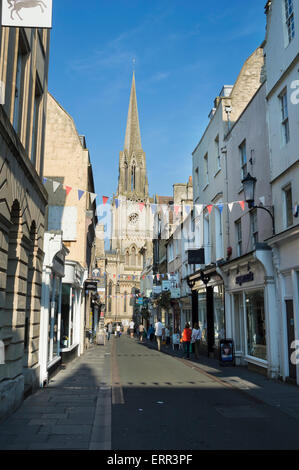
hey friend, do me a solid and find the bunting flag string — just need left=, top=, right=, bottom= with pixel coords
left=42, top=177, right=263, bottom=214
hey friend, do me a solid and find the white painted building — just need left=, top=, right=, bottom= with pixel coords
left=264, top=0, right=299, bottom=384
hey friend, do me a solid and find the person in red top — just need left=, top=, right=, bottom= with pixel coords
left=182, top=323, right=192, bottom=359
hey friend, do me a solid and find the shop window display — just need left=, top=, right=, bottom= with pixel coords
left=213, top=285, right=225, bottom=348
left=246, top=290, right=267, bottom=361
left=48, top=276, right=61, bottom=363
left=61, top=284, right=76, bottom=349
left=198, top=292, right=207, bottom=344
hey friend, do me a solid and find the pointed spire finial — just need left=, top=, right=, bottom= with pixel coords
left=124, top=72, right=142, bottom=154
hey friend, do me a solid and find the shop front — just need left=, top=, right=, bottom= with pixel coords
left=219, top=244, right=280, bottom=378
left=39, top=233, right=69, bottom=386
left=189, top=269, right=225, bottom=357
left=61, top=261, right=85, bottom=364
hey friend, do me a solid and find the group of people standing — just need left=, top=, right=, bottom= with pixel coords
left=106, top=319, right=202, bottom=361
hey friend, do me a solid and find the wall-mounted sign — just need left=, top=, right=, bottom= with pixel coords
left=153, top=286, right=162, bottom=295
left=188, top=248, right=205, bottom=265
left=1, top=0, right=53, bottom=28
left=92, top=268, right=101, bottom=278
left=235, top=272, right=254, bottom=286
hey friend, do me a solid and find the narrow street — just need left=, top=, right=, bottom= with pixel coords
left=1, top=336, right=299, bottom=450
left=112, top=336, right=299, bottom=450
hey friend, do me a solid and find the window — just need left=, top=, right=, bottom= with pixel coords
left=124, top=292, right=127, bottom=313
left=280, top=90, right=290, bottom=145
left=131, top=164, right=136, bottom=191
left=215, top=135, right=221, bottom=171
left=204, top=213, right=211, bottom=264
left=125, top=250, right=129, bottom=266
left=195, top=167, right=199, bottom=194
left=239, top=141, right=247, bottom=180
left=285, top=0, right=295, bottom=44
left=204, top=153, right=209, bottom=186
left=284, top=185, right=293, bottom=227
left=250, top=210, right=258, bottom=248
left=31, top=76, right=43, bottom=165
left=13, top=38, right=27, bottom=133
left=245, top=290, right=267, bottom=361
left=131, top=247, right=136, bottom=266
left=235, top=219, right=242, bottom=256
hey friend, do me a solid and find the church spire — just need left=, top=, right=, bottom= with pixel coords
left=124, top=72, right=142, bottom=155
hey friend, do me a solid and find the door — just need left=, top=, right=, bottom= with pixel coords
left=286, top=300, right=296, bottom=380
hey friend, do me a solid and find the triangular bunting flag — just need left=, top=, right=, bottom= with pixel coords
left=185, top=205, right=191, bottom=214
left=228, top=203, right=234, bottom=212
left=78, top=190, right=84, bottom=201
left=115, top=199, right=119, bottom=209
left=239, top=201, right=245, bottom=211
left=89, top=193, right=96, bottom=204
left=65, top=186, right=72, bottom=196
left=139, top=203, right=145, bottom=212
left=103, top=196, right=109, bottom=205
left=53, top=181, right=60, bottom=192
left=217, top=204, right=224, bottom=213
left=207, top=205, right=213, bottom=215
left=151, top=204, right=157, bottom=214
left=195, top=204, right=203, bottom=217
left=174, top=205, right=180, bottom=216
left=43, top=177, right=47, bottom=184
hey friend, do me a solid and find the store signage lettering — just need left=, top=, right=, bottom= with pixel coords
left=235, top=272, right=254, bottom=286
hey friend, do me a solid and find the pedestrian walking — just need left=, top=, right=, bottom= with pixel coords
left=129, top=320, right=135, bottom=338
left=165, top=326, right=170, bottom=348
left=191, top=323, right=201, bottom=359
left=147, top=324, right=155, bottom=341
left=155, top=318, right=164, bottom=352
left=139, top=324, right=145, bottom=342
left=116, top=323, right=121, bottom=338
left=107, top=322, right=112, bottom=341
left=182, top=323, right=192, bottom=359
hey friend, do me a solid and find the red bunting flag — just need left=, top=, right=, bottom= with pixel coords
left=207, top=204, right=213, bottom=214
left=239, top=201, right=245, bottom=211
left=103, top=196, right=109, bottom=205
left=139, top=203, right=145, bottom=212
left=65, top=186, right=72, bottom=196
left=174, top=205, right=180, bottom=216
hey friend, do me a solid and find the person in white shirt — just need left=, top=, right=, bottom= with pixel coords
left=191, top=323, right=202, bottom=359
left=129, top=320, right=135, bottom=338
left=155, top=319, right=164, bottom=351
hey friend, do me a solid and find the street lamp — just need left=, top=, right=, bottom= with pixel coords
left=242, top=173, right=275, bottom=236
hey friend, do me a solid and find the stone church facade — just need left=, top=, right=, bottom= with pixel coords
left=105, top=73, right=153, bottom=326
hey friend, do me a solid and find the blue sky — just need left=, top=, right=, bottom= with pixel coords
left=48, top=0, right=267, bottom=200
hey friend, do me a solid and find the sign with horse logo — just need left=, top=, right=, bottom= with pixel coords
left=1, top=0, right=53, bottom=28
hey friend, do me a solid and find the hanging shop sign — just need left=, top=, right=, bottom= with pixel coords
left=170, top=288, right=180, bottom=299
left=162, top=280, right=171, bottom=291
left=1, top=0, right=53, bottom=28
left=84, top=280, right=98, bottom=292
left=235, top=272, right=254, bottom=286
left=153, top=286, right=162, bottom=295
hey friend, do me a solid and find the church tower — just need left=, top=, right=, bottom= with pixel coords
left=106, top=73, right=153, bottom=325
left=117, top=72, right=149, bottom=199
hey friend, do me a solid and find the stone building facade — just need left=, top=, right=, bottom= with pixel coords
left=42, top=93, right=97, bottom=362
left=0, top=27, right=50, bottom=420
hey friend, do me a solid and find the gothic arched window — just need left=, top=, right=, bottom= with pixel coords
left=131, top=164, right=136, bottom=191
left=126, top=250, right=129, bottom=266
left=131, top=246, right=136, bottom=266
left=124, top=161, right=128, bottom=191
left=124, top=291, right=127, bottom=313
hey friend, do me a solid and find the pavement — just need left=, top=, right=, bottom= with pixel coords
left=0, top=333, right=299, bottom=450
left=0, top=343, right=112, bottom=450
